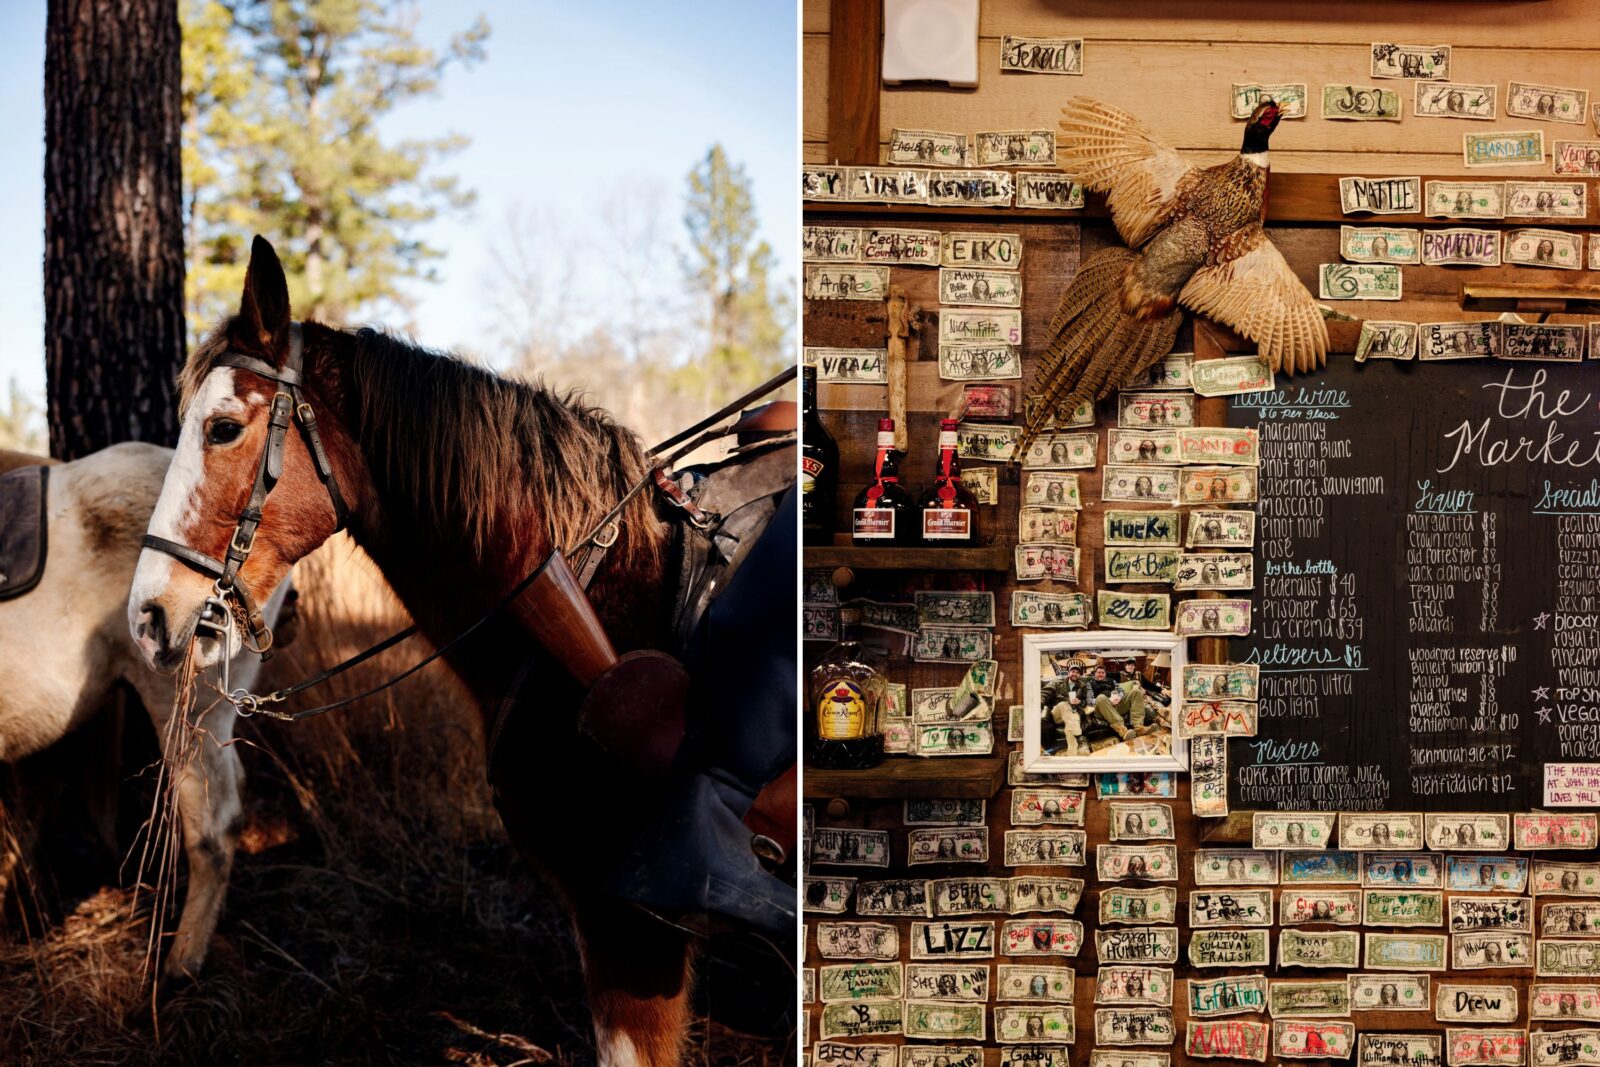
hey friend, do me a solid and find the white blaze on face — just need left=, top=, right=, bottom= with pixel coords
left=128, top=369, right=242, bottom=664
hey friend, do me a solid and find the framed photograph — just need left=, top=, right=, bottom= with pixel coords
left=1023, top=631, right=1188, bottom=774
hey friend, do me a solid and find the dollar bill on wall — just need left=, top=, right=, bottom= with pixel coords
left=1414, top=82, right=1496, bottom=120
left=888, top=128, right=970, bottom=167
left=1371, top=42, right=1450, bottom=80
left=1323, top=84, right=1401, bottom=121
left=1356, top=320, right=1418, bottom=362
left=1506, top=81, right=1590, bottom=124
left=1425, top=180, right=1506, bottom=219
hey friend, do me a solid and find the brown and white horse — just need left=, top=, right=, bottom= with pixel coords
left=128, top=238, right=695, bottom=1066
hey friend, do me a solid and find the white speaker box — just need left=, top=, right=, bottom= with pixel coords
left=881, top=0, right=980, bottom=88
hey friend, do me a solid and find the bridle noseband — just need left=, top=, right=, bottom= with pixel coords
left=143, top=323, right=348, bottom=654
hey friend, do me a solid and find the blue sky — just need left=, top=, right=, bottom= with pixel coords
left=0, top=0, right=797, bottom=405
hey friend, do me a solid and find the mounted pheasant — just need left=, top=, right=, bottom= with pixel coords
left=1023, top=97, right=1328, bottom=449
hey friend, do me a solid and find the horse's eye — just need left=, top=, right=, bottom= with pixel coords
left=207, top=419, right=245, bottom=446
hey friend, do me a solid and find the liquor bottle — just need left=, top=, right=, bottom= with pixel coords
left=920, top=417, right=979, bottom=545
left=851, top=417, right=916, bottom=545
left=808, top=606, right=887, bottom=769
left=801, top=365, right=839, bottom=546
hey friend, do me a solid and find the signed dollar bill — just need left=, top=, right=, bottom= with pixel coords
left=1191, top=355, right=1274, bottom=397
left=1539, top=939, right=1600, bottom=977
left=819, top=1000, right=904, bottom=1040
left=1350, top=972, right=1430, bottom=1011
left=1284, top=850, right=1362, bottom=885
left=927, top=170, right=1016, bottom=207
left=811, top=828, right=891, bottom=867
left=1000, top=964, right=1075, bottom=1003
left=1342, top=812, right=1425, bottom=851
left=1105, top=547, right=1180, bottom=584
left=1339, top=175, right=1422, bottom=214
left=1426, top=813, right=1510, bottom=851
left=908, top=828, right=989, bottom=866
left=1099, top=927, right=1181, bottom=965
left=819, top=962, right=903, bottom=1002
left=1106, top=509, right=1180, bottom=546
left=1189, top=974, right=1266, bottom=1017
left=1011, top=789, right=1087, bottom=827
left=1359, top=1034, right=1440, bottom=1067
left=1179, top=467, right=1258, bottom=504
left=917, top=591, right=995, bottom=629
left=1231, top=83, right=1307, bottom=119
left=1024, top=472, right=1081, bottom=508
left=940, top=231, right=1022, bottom=268
left=1449, top=896, right=1531, bottom=933
left=994, top=1006, right=1072, bottom=1044
left=1274, top=1021, right=1355, bottom=1060
left=912, top=722, right=994, bottom=757
left=974, top=130, right=1056, bottom=167
left=1177, top=427, right=1260, bottom=466
left=1000, top=919, right=1083, bottom=957
left=1186, top=509, right=1255, bottom=548
left=1109, top=428, right=1181, bottom=465
left=1109, top=802, right=1176, bottom=842
left=806, top=264, right=890, bottom=301
left=956, top=422, right=1020, bottom=462
left=1415, top=82, right=1496, bottom=120
left=1364, top=889, right=1445, bottom=927
left=1507, top=81, right=1590, bottom=124
left=1502, top=323, right=1584, bottom=361
left=1422, top=228, right=1501, bottom=266
left=912, top=627, right=993, bottom=665
left=1016, top=173, right=1085, bottom=209
left=940, top=344, right=1023, bottom=381
left=1371, top=42, right=1450, bottom=80
left=1011, top=590, right=1089, bottom=627
left=906, top=798, right=986, bottom=828
left=1419, top=321, right=1501, bottom=360
left=1101, top=886, right=1178, bottom=925
left=903, top=1001, right=986, bottom=1041
left=1554, top=140, right=1600, bottom=177
left=1342, top=224, right=1421, bottom=264
left=800, top=164, right=847, bottom=201
left=1365, top=853, right=1442, bottom=887
left=900, top=1048, right=977, bottom=1067
left=999, top=35, right=1083, bottom=75
left=908, top=920, right=994, bottom=960
left=1355, top=319, right=1418, bottom=362
left=1507, top=181, right=1586, bottom=218
left=1543, top=902, right=1600, bottom=936
left=1448, top=856, right=1528, bottom=893
left=1103, top=464, right=1181, bottom=504
left=805, top=876, right=857, bottom=914
left=941, top=267, right=1021, bottom=308
left=1279, top=929, right=1360, bottom=968
left=1464, top=130, right=1545, bottom=168
left=817, top=921, right=900, bottom=960
left=1532, top=861, right=1600, bottom=895
left=1426, top=180, right=1507, bottom=219
left=1254, top=813, right=1336, bottom=850
left=1435, top=984, right=1517, bottom=1024
left=1452, top=931, right=1531, bottom=969
left=940, top=308, right=1022, bottom=346
left=1018, top=506, right=1078, bottom=544
left=1531, top=983, right=1600, bottom=1021
left=1096, top=1008, right=1176, bottom=1046
left=888, top=127, right=970, bottom=167
left=1196, top=850, right=1279, bottom=886
left=1445, top=1029, right=1526, bottom=1067
left=803, top=225, right=863, bottom=261
left=1098, top=591, right=1172, bottom=631
left=1320, top=262, right=1402, bottom=300
left=1119, top=392, right=1195, bottom=428
left=1175, top=598, right=1250, bottom=637
left=1177, top=701, right=1257, bottom=738
left=1188, top=1019, right=1270, bottom=1062
left=1516, top=812, right=1598, bottom=849
left=1191, top=889, right=1273, bottom=928
left=1190, top=736, right=1228, bottom=818
left=1193, top=930, right=1272, bottom=969
left=961, top=383, right=1014, bottom=421
left=1013, top=545, right=1081, bottom=585
left=905, top=964, right=988, bottom=1002
left=1022, top=432, right=1097, bottom=470
left=1175, top=553, right=1254, bottom=590
left=1097, top=844, right=1179, bottom=881
left=1366, top=932, right=1447, bottom=971
left=1268, top=979, right=1350, bottom=1018
left=1099, top=965, right=1175, bottom=1006
left=1008, top=877, right=1084, bottom=914
left=1280, top=889, right=1363, bottom=926
left=1003, top=830, right=1086, bottom=867
left=1323, top=83, right=1402, bottom=121
left=1529, top=1030, right=1600, bottom=1067
left=1012, top=1051, right=1070, bottom=1067
left=855, top=878, right=931, bottom=917
left=860, top=226, right=941, bottom=264
left=808, top=347, right=889, bottom=383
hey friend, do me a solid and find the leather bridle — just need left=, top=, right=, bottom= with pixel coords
left=143, top=323, right=348, bottom=653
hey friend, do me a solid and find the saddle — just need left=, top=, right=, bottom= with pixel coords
left=0, top=466, right=48, bottom=601
left=488, top=406, right=798, bottom=945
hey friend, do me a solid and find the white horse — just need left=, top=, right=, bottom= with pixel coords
left=0, top=442, right=289, bottom=979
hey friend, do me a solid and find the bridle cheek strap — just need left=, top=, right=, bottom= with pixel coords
left=141, top=322, right=347, bottom=655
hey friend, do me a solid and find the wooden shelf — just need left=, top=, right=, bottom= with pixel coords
left=804, top=754, right=1006, bottom=800
left=1460, top=281, right=1600, bottom=314
left=807, top=543, right=1012, bottom=570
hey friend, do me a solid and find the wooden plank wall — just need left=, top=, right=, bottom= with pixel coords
left=804, top=0, right=1600, bottom=175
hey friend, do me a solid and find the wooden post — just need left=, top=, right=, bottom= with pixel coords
left=886, top=285, right=909, bottom=451
left=827, top=0, right=883, bottom=165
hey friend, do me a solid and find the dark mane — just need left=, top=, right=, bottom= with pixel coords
left=180, top=319, right=664, bottom=568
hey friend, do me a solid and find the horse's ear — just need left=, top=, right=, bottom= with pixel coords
left=239, top=235, right=292, bottom=359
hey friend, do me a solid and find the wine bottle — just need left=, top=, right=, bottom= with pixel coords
left=919, top=418, right=978, bottom=545
left=851, top=417, right=916, bottom=545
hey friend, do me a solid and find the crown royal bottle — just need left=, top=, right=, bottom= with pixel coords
left=808, top=606, right=886, bottom=770
left=919, top=418, right=978, bottom=545
left=801, top=365, right=839, bottom=546
left=851, top=417, right=916, bottom=545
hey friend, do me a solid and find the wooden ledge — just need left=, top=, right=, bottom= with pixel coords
left=804, top=753, right=1007, bottom=800
left=806, top=543, right=1013, bottom=571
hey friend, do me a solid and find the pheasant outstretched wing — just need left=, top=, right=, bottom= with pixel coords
left=1177, top=226, right=1329, bottom=375
left=1058, top=97, right=1194, bottom=249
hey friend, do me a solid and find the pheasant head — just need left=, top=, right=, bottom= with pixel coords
left=1241, top=99, right=1282, bottom=163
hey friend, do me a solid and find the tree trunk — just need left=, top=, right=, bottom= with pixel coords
left=44, top=0, right=186, bottom=460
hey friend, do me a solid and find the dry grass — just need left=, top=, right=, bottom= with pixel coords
left=0, top=536, right=792, bottom=1067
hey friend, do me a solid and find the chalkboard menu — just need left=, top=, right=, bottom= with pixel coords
left=1226, top=357, right=1600, bottom=811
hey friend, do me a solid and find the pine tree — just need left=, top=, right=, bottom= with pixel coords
left=182, top=0, right=489, bottom=331
left=679, top=144, right=792, bottom=403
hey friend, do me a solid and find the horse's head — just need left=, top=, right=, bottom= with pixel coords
left=129, top=237, right=357, bottom=672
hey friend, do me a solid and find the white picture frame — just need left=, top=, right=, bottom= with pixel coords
left=1022, top=630, right=1189, bottom=774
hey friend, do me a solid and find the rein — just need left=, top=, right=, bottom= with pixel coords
left=173, top=336, right=794, bottom=723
